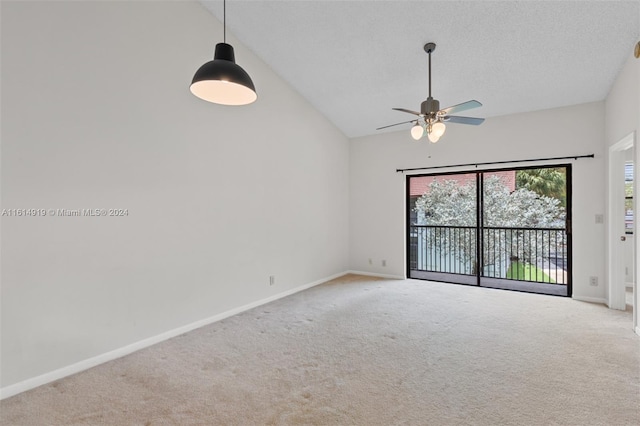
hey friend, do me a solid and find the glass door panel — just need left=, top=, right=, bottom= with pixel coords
left=480, top=168, right=569, bottom=296
left=408, top=173, right=478, bottom=285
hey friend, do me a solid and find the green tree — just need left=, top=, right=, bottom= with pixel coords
left=516, top=168, right=566, bottom=206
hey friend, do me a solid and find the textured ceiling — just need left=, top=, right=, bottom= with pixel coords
left=200, top=1, right=640, bottom=138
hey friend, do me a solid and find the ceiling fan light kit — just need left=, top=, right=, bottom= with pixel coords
left=190, top=0, right=257, bottom=106
left=377, top=42, right=484, bottom=142
left=411, top=123, right=424, bottom=140
left=428, top=121, right=446, bottom=143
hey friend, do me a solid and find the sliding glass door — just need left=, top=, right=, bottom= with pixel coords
left=407, top=166, right=571, bottom=296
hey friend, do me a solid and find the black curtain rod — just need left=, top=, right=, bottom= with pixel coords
left=396, top=154, right=595, bottom=173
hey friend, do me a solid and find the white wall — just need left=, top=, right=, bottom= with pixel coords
left=350, top=102, right=606, bottom=300
left=605, top=53, right=639, bottom=146
left=605, top=49, right=640, bottom=331
left=0, top=1, right=349, bottom=390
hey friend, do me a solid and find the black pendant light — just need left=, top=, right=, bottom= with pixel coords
left=190, top=0, right=257, bottom=106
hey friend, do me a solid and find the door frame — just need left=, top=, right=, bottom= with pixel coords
left=607, top=132, right=636, bottom=324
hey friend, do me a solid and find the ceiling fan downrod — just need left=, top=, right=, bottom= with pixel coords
left=421, top=42, right=439, bottom=118
left=425, top=42, right=435, bottom=98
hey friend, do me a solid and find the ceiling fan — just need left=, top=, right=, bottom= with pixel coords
left=377, top=42, right=485, bottom=143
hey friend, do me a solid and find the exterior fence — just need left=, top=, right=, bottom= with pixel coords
left=409, top=225, right=567, bottom=284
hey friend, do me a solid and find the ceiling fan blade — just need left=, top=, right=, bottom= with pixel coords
left=392, top=108, right=422, bottom=116
left=443, top=116, right=485, bottom=125
left=376, top=120, right=416, bottom=130
left=440, top=100, right=482, bottom=116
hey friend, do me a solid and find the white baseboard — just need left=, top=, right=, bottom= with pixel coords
left=0, top=271, right=349, bottom=400
left=347, top=270, right=405, bottom=280
left=572, top=295, right=607, bottom=305
left=636, top=326, right=640, bottom=336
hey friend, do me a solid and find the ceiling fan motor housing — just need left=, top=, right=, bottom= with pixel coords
left=421, top=97, right=440, bottom=117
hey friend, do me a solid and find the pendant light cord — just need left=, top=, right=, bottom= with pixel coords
left=223, top=0, right=226, bottom=43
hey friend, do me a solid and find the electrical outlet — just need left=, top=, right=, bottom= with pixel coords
left=368, top=258, right=372, bottom=265
left=382, top=259, right=387, bottom=267
left=589, top=276, right=598, bottom=286
left=269, top=275, right=275, bottom=286
left=595, top=214, right=604, bottom=224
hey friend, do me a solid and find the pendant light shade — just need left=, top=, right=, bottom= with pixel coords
left=191, top=43, right=257, bottom=106
left=190, top=0, right=256, bottom=106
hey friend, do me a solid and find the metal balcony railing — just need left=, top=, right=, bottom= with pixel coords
left=409, top=225, right=567, bottom=285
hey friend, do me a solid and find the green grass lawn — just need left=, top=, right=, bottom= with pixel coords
left=506, top=261, right=555, bottom=283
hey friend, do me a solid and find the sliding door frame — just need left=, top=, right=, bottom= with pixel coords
left=406, top=163, right=572, bottom=297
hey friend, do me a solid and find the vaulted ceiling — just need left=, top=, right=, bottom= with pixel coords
left=200, top=1, right=640, bottom=138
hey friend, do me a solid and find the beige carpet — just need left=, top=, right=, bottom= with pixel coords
left=2, top=274, right=639, bottom=425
